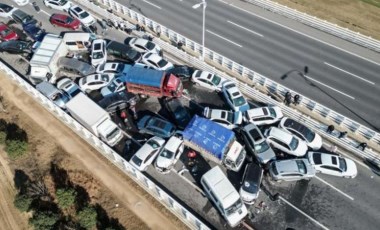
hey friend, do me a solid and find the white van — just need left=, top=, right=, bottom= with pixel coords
left=201, top=166, right=247, bottom=227
left=62, top=32, right=94, bottom=51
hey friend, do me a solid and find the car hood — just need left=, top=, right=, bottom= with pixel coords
left=257, top=148, right=276, bottom=164
left=293, top=139, right=308, bottom=157
left=309, top=133, right=323, bottom=150
left=155, top=155, right=174, bottom=168
left=239, top=187, right=259, bottom=203
left=345, top=158, right=358, bottom=177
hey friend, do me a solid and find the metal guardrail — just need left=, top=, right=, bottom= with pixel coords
left=81, top=0, right=380, bottom=158
left=245, top=0, right=380, bottom=53
left=0, top=61, right=210, bottom=230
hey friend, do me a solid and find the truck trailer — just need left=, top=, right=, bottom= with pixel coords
left=121, top=67, right=183, bottom=98
left=182, top=116, right=246, bottom=172
left=65, top=93, right=123, bottom=146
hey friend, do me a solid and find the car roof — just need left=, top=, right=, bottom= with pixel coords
left=132, top=38, right=148, bottom=46
left=316, top=152, right=339, bottom=167
left=164, top=136, right=182, bottom=152
left=226, top=85, right=241, bottom=98
left=243, top=124, right=264, bottom=141
left=147, top=116, right=171, bottom=130
left=209, top=109, right=229, bottom=120
left=146, top=53, right=161, bottom=62
left=247, top=107, right=269, bottom=117
left=52, top=13, right=68, bottom=20
left=135, top=138, right=158, bottom=159
left=275, top=159, right=301, bottom=173
left=269, top=127, right=292, bottom=144
left=283, top=118, right=313, bottom=137
left=72, top=6, right=83, bottom=13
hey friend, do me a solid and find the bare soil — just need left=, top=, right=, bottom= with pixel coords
left=272, top=0, right=380, bottom=40
left=0, top=71, right=187, bottom=230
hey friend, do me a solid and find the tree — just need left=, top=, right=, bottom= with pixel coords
left=29, top=210, right=59, bottom=230
left=0, top=119, right=7, bottom=145
left=77, top=206, right=97, bottom=229
left=13, top=193, right=33, bottom=212
left=56, top=188, right=77, bottom=209
left=5, top=139, right=28, bottom=159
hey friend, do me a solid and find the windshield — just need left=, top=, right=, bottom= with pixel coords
left=211, top=75, right=221, bottom=85
left=116, top=64, right=125, bottom=72
left=159, top=149, right=174, bottom=159
left=254, top=140, right=270, bottom=154
left=132, top=156, right=142, bottom=166
left=79, top=11, right=89, bottom=19
left=305, top=130, right=316, bottom=142
left=93, top=51, right=104, bottom=59
left=269, top=107, right=277, bottom=117
left=233, top=96, right=246, bottom=106
left=339, top=158, right=347, bottom=171
left=106, top=128, right=120, bottom=141
left=289, top=137, right=299, bottom=150
left=225, top=199, right=243, bottom=216
left=64, top=16, right=74, bottom=24
left=297, top=160, right=306, bottom=174
left=146, top=139, right=160, bottom=149
left=146, top=41, right=155, bottom=50
left=158, top=59, right=168, bottom=67
left=242, top=180, right=259, bottom=193
left=59, top=0, right=68, bottom=6
left=0, top=28, right=11, bottom=37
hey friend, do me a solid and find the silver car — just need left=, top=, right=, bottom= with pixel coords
left=240, top=124, right=276, bottom=164
left=269, top=159, right=315, bottom=182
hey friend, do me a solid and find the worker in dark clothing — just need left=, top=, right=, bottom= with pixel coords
left=357, top=142, right=367, bottom=151
left=326, top=125, right=334, bottom=134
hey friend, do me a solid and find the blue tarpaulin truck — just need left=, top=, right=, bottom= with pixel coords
left=183, top=116, right=246, bottom=172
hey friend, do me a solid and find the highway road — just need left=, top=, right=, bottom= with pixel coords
left=1, top=1, right=380, bottom=230
left=118, top=0, right=380, bottom=132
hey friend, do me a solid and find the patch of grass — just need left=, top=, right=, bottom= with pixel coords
left=360, top=0, right=380, bottom=8
left=5, top=139, right=28, bottom=159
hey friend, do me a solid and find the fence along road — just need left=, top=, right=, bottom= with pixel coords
left=80, top=0, right=380, bottom=165
left=0, top=61, right=211, bottom=230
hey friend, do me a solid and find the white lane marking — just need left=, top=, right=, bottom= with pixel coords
left=324, top=62, right=375, bottom=85
left=279, top=196, right=330, bottom=230
left=304, top=74, right=355, bottom=100
left=143, top=0, right=162, bottom=9
left=315, top=176, right=354, bottom=201
left=218, top=0, right=380, bottom=67
left=227, top=20, right=264, bottom=37
left=206, top=30, right=243, bottom=47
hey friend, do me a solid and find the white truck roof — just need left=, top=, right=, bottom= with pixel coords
left=66, top=93, right=109, bottom=127
left=30, top=34, right=63, bottom=66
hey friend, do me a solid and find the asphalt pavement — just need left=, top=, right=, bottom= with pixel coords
left=1, top=1, right=380, bottom=230
left=116, top=0, right=380, bottom=132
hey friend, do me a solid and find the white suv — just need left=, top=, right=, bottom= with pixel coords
left=91, top=39, right=107, bottom=67
left=221, top=81, right=249, bottom=112
left=265, top=127, right=308, bottom=157
left=44, top=0, right=71, bottom=11
left=244, top=106, right=283, bottom=126
left=155, top=136, right=184, bottom=173
left=203, top=107, right=242, bottom=129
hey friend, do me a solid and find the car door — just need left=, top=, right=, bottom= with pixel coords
left=320, top=165, right=343, bottom=177
left=143, top=149, right=158, bottom=170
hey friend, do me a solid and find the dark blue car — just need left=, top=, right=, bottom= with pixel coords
left=164, top=98, right=191, bottom=130
left=137, top=115, right=175, bottom=138
left=22, top=23, right=46, bottom=42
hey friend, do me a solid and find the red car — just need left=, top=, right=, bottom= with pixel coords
left=0, top=23, right=19, bottom=42
left=49, top=13, right=81, bottom=30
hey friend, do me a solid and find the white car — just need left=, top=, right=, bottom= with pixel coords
left=56, top=77, right=81, bottom=98
left=126, top=37, right=161, bottom=54
left=203, top=107, right=243, bottom=129
left=91, top=39, right=107, bottom=67
left=191, top=70, right=227, bottom=91
left=43, top=0, right=72, bottom=11
left=308, top=152, right=357, bottom=178
left=129, top=136, right=166, bottom=171
left=141, top=52, right=173, bottom=70
left=100, top=77, right=125, bottom=97
left=69, top=5, right=95, bottom=26
left=12, top=0, right=29, bottom=6
left=96, top=62, right=126, bottom=74
left=155, top=136, right=184, bottom=173
left=279, top=117, right=322, bottom=150
left=0, top=3, right=17, bottom=18
left=78, top=73, right=114, bottom=93
left=265, top=127, right=308, bottom=157
left=222, top=81, right=250, bottom=112
left=244, top=106, right=283, bottom=126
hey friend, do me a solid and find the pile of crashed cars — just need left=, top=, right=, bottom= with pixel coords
left=0, top=1, right=358, bottom=227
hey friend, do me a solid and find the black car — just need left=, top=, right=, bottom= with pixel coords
left=239, top=163, right=263, bottom=204
left=98, top=90, right=139, bottom=114
left=163, top=98, right=191, bottom=130
left=166, top=65, right=196, bottom=81
left=0, top=40, right=33, bottom=54
left=106, top=40, right=142, bottom=63
left=11, top=9, right=37, bottom=25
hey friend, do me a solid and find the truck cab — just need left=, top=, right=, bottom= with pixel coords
left=164, top=73, right=183, bottom=97
left=224, top=141, right=246, bottom=172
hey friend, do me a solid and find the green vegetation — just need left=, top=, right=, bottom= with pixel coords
left=0, top=119, right=7, bottom=144
left=29, top=211, right=59, bottom=230
left=5, top=139, right=28, bottom=159
left=77, top=206, right=98, bottom=229
left=360, top=0, right=380, bottom=8
left=56, top=188, right=77, bottom=209
left=13, top=194, right=33, bottom=212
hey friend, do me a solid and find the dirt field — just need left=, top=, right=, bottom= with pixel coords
left=272, top=0, right=380, bottom=40
left=0, top=71, right=187, bottom=230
